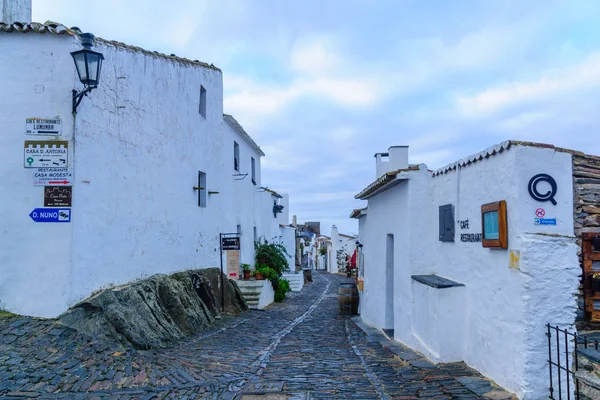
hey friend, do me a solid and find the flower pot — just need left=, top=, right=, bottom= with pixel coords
left=243, top=270, right=251, bottom=280
left=255, top=272, right=265, bottom=280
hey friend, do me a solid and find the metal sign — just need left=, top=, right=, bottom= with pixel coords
left=24, top=141, right=68, bottom=168
left=528, top=174, right=557, bottom=205
left=221, top=237, right=241, bottom=250
left=44, top=186, right=72, bottom=207
left=227, top=250, right=240, bottom=279
left=29, top=208, right=71, bottom=223
left=535, top=218, right=557, bottom=226
left=26, top=118, right=62, bottom=135
left=33, top=168, right=73, bottom=186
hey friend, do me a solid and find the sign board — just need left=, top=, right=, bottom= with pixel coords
left=33, top=168, right=73, bottom=186
left=24, top=141, right=68, bottom=168
left=221, top=237, right=240, bottom=250
left=44, top=186, right=72, bottom=207
left=26, top=118, right=62, bottom=135
left=535, top=218, right=557, bottom=225
left=29, top=208, right=71, bottom=223
left=227, top=250, right=240, bottom=279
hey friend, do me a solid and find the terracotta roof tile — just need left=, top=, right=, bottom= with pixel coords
left=355, top=165, right=421, bottom=200
left=0, top=21, right=220, bottom=71
left=223, top=114, right=265, bottom=156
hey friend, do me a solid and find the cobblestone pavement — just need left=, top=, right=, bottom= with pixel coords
left=0, top=272, right=514, bottom=399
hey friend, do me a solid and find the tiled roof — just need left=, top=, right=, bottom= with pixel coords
left=431, top=140, right=582, bottom=177
left=0, top=21, right=220, bottom=71
left=0, top=21, right=74, bottom=35
left=260, top=187, right=282, bottom=198
left=432, top=140, right=513, bottom=176
left=223, top=114, right=265, bottom=156
left=355, top=165, right=421, bottom=200
left=350, top=208, right=367, bottom=219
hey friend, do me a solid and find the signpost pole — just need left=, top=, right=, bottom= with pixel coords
left=220, top=233, right=224, bottom=311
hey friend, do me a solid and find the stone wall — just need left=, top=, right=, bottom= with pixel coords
left=573, top=154, right=600, bottom=320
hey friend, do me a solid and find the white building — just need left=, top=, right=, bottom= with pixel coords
left=327, top=225, right=357, bottom=274
left=0, top=7, right=294, bottom=318
left=352, top=141, right=596, bottom=399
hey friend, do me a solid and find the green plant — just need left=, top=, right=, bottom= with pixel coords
left=274, top=278, right=291, bottom=302
left=255, top=238, right=289, bottom=275
left=256, top=265, right=277, bottom=280
left=241, top=263, right=251, bottom=271
left=319, top=247, right=327, bottom=256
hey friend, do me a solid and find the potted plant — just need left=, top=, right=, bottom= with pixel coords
left=593, top=273, right=600, bottom=292
left=255, top=265, right=275, bottom=281
left=241, top=263, right=252, bottom=280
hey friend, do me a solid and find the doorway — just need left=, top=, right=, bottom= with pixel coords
left=385, top=234, right=394, bottom=330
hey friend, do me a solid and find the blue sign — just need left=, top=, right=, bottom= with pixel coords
left=535, top=218, right=556, bottom=226
left=29, top=208, right=71, bottom=223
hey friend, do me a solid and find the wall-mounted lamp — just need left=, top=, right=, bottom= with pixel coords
left=273, top=201, right=284, bottom=218
left=355, top=241, right=363, bottom=248
left=71, top=33, right=104, bottom=114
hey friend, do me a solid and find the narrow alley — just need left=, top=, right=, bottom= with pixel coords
left=0, top=272, right=512, bottom=399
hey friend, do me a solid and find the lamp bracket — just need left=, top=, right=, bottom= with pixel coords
left=72, top=85, right=96, bottom=114
left=233, top=173, right=248, bottom=181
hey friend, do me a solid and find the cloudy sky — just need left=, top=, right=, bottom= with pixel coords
left=33, top=0, right=600, bottom=234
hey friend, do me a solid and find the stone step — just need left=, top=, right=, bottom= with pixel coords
left=240, top=288, right=262, bottom=295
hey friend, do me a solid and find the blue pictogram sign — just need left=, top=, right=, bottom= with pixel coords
left=29, top=208, right=71, bottom=223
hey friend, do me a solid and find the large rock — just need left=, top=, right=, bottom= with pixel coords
left=58, top=268, right=247, bottom=349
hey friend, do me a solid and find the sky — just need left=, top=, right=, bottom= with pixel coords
left=33, top=0, right=600, bottom=235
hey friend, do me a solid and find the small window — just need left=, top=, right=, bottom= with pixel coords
left=253, top=226, right=257, bottom=244
left=198, top=171, right=207, bottom=207
left=199, top=85, right=207, bottom=118
left=439, top=204, right=454, bottom=242
left=251, top=157, right=256, bottom=185
left=234, top=142, right=240, bottom=171
left=481, top=200, right=507, bottom=249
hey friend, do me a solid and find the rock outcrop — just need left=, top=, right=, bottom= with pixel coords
left=58, top=268, right=247, bottom=349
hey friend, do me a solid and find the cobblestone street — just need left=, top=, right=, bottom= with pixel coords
left=0, top=272, right=513, bottom=399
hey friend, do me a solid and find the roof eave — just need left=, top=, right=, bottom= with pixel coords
left=355, top=174, right=409, bottom=200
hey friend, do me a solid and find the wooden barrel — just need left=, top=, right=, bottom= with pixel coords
left=338, top=282, right=359, bottom=315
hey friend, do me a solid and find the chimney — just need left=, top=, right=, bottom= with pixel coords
left=374, top=152, right=390, bottom=178
left=388, top=146, right=409, bottom=171
left=1, top=0, right=32, bottom=24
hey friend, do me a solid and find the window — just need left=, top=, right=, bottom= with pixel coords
left=251, top=157, right=256, bottom=185
left=234, top=142, right=240, bottom=171
left=481, top=200, right=507, bottom=249
left=197, top=171, right=207, bottom=207
left=438, top=204, right=454, bottom=242
left=199, top=85, right=207, bottom=118
left=253, top=226, right=257, bottom=244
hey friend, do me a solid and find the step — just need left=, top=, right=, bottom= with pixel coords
left=236, top=280, right=274, bottom=310
left=282, top=274, right=304, bottom=292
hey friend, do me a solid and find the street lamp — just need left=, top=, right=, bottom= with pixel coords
left=71, top=33, right=104, bottom=114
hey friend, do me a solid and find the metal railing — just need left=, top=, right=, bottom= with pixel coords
left=547, top=323, right=599, bottom=400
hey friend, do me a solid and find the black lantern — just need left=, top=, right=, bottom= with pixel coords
left=71, top=33, right=104, bottom=114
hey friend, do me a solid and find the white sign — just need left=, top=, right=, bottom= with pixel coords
left=24, top=141, right=68, bottom=168
left=26, top=118, right=62, bottom=135
left=33, top=168, right=73, bottom=186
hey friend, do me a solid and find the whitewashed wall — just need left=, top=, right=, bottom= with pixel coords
left=0, top=31, right=295, bottom=317
left=0, top=34, right=76, bottom=317
left=359, top=145, right=579, bottom=399
left=0, top=0, right=31, bottom=23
